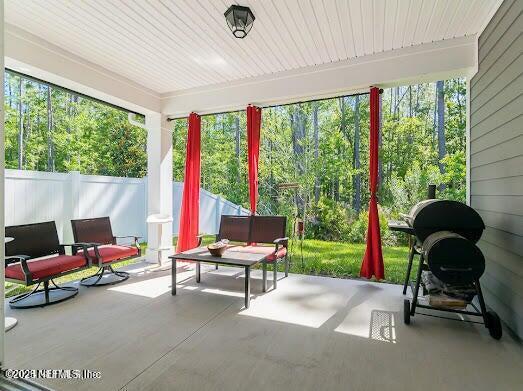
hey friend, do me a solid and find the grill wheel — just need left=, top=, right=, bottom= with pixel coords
left=486, top=311, right=502, bottom=340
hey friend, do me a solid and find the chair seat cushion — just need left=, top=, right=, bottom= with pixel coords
left=84, top=245, right=139, bottom=263
left=5, top=254, right=87, bottom=281
left=229, top=245, right=287, bottom=262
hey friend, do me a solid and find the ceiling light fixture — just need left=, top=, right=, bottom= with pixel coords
left=224, top=5, right=255, bottom=39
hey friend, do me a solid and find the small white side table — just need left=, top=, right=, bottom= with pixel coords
left=146, top=214, right=173, bottom=265
left=4, top=237, right=18, bottom=332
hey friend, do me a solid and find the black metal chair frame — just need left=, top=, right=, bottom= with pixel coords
left=215, top=215, right=289, bottom=292
left=5, top=221, right=90, bottom=309
left=71, top=217, right=142, bottom=286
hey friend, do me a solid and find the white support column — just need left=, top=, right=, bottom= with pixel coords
left=146, top=113, right=173, bottom=263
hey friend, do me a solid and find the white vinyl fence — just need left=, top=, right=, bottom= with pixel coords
left=5, top=169, right=249, bottom=242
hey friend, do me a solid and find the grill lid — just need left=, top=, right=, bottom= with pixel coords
left=423, top=231, right=485, bottom=284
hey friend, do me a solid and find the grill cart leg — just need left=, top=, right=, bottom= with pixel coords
left=404, top=299, right=411, bottom=324
left=403, top=244, right=416, bottom=294
left=475, top=279, right=502, bottom=339
left=410, top=254, right=425, bottom=316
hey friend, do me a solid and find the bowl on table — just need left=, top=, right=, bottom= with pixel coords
left=207, top=241, right=228, bottom=257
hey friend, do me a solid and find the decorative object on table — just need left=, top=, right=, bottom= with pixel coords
left=207, top=240, right=229, bottom=257
left=224, top=4, right=255, bottom=39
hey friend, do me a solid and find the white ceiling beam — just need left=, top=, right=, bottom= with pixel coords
left=161, top=35, right=476, bottom=117
left=4, top=24, right=161, bottom=115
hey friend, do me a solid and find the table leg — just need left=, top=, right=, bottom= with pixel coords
left=196, top=262, right=201, bottom=283
left=262, top=262, right=267, bottom=292
left=245, top=266, right=251, bottom=309
left=273, top=262, right=278, bottom=290
left=171, top=258, right=176, bottom=296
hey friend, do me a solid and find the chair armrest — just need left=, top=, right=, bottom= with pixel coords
left=5, top=255, right=32, bottom=280
left=5, top=254, right=30, bottom=267
left=114, top=236, right=142, bottom=251
left=60, top=243, right=93, bottom=262
left=115, top=235, right=143, bottom=240
left=197, top=234, right=205, bottom=247
left=273, top=237, right=289, bottom=252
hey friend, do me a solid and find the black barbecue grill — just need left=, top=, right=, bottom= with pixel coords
left=390, top=199, right=502, bottom=339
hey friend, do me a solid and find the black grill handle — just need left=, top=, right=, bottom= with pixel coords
left=440, top=266, right=473, bottom=272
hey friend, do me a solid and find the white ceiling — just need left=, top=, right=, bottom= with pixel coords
left=6, top=0, right=499, bottom=94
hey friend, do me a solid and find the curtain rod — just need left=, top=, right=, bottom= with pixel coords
left=6, top=68, right=145, bottom=118
left=166, top=90, right=375, bottom=122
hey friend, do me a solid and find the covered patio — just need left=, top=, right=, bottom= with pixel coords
left=5, top=261, right=522, bottom=391
left=1, top=0, right=522, bottom=390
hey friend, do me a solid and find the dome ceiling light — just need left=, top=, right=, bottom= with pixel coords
left=224, top=5, right=255, bottom=39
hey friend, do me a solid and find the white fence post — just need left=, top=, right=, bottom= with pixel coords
left=70, top=171, right=81, bottom=219
left=65, top=171, right=81, bottom=242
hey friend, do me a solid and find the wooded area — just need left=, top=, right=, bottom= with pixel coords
left=173, top=79, right=466, bottom=244
left=4, top=71, right=147, bottom=177
left=4, top=70, right=466, bottom=245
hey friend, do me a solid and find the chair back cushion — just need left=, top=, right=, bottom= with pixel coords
left=217, top=215, right=252, bottom=242
left=71, top=217, right=114, bottom=245
left=5, top=221, right=61, bottom=259
left=250, top=215, right=287, bottom=244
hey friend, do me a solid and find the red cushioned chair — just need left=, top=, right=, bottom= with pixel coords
left=5, top=221, right=90, bottom=309
left=217, top=215, right=289, bottom=292
left=71, top=217, right=142, bottom=286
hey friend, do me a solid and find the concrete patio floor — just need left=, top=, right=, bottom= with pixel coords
left=4, top=260, right=522, bottom=391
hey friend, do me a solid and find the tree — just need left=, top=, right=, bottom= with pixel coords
left=436, top=80, right=446, bottom=190
left=17, top=77, right=23, bottom=169
left=352, top=95, right=361, bottom=213
left=46, top=86, right=55, bottom=171
left=312, top=101, right=320, bottom=204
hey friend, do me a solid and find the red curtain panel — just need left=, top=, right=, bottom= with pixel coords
left=360, top=87, right=385, bottom=280
left=247, top=105, right=262, bottom=215
left=176, top=113, right=201, bottom=253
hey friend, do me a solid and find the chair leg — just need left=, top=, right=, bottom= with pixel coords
left=9, top=279, right=78, bottom=309
left=284, top=256, right=289, bottom=277
left=215, top=264, right=219, bottom=270
left=81, top=265, right=129, bottom=287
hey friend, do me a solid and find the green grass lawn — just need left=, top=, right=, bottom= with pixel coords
left=4, top=238, right=411, bottom=298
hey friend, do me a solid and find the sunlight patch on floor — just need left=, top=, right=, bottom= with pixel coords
left=108, top=275, right=171, bottom=298
left=240, top=278, right=347, bottom=328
